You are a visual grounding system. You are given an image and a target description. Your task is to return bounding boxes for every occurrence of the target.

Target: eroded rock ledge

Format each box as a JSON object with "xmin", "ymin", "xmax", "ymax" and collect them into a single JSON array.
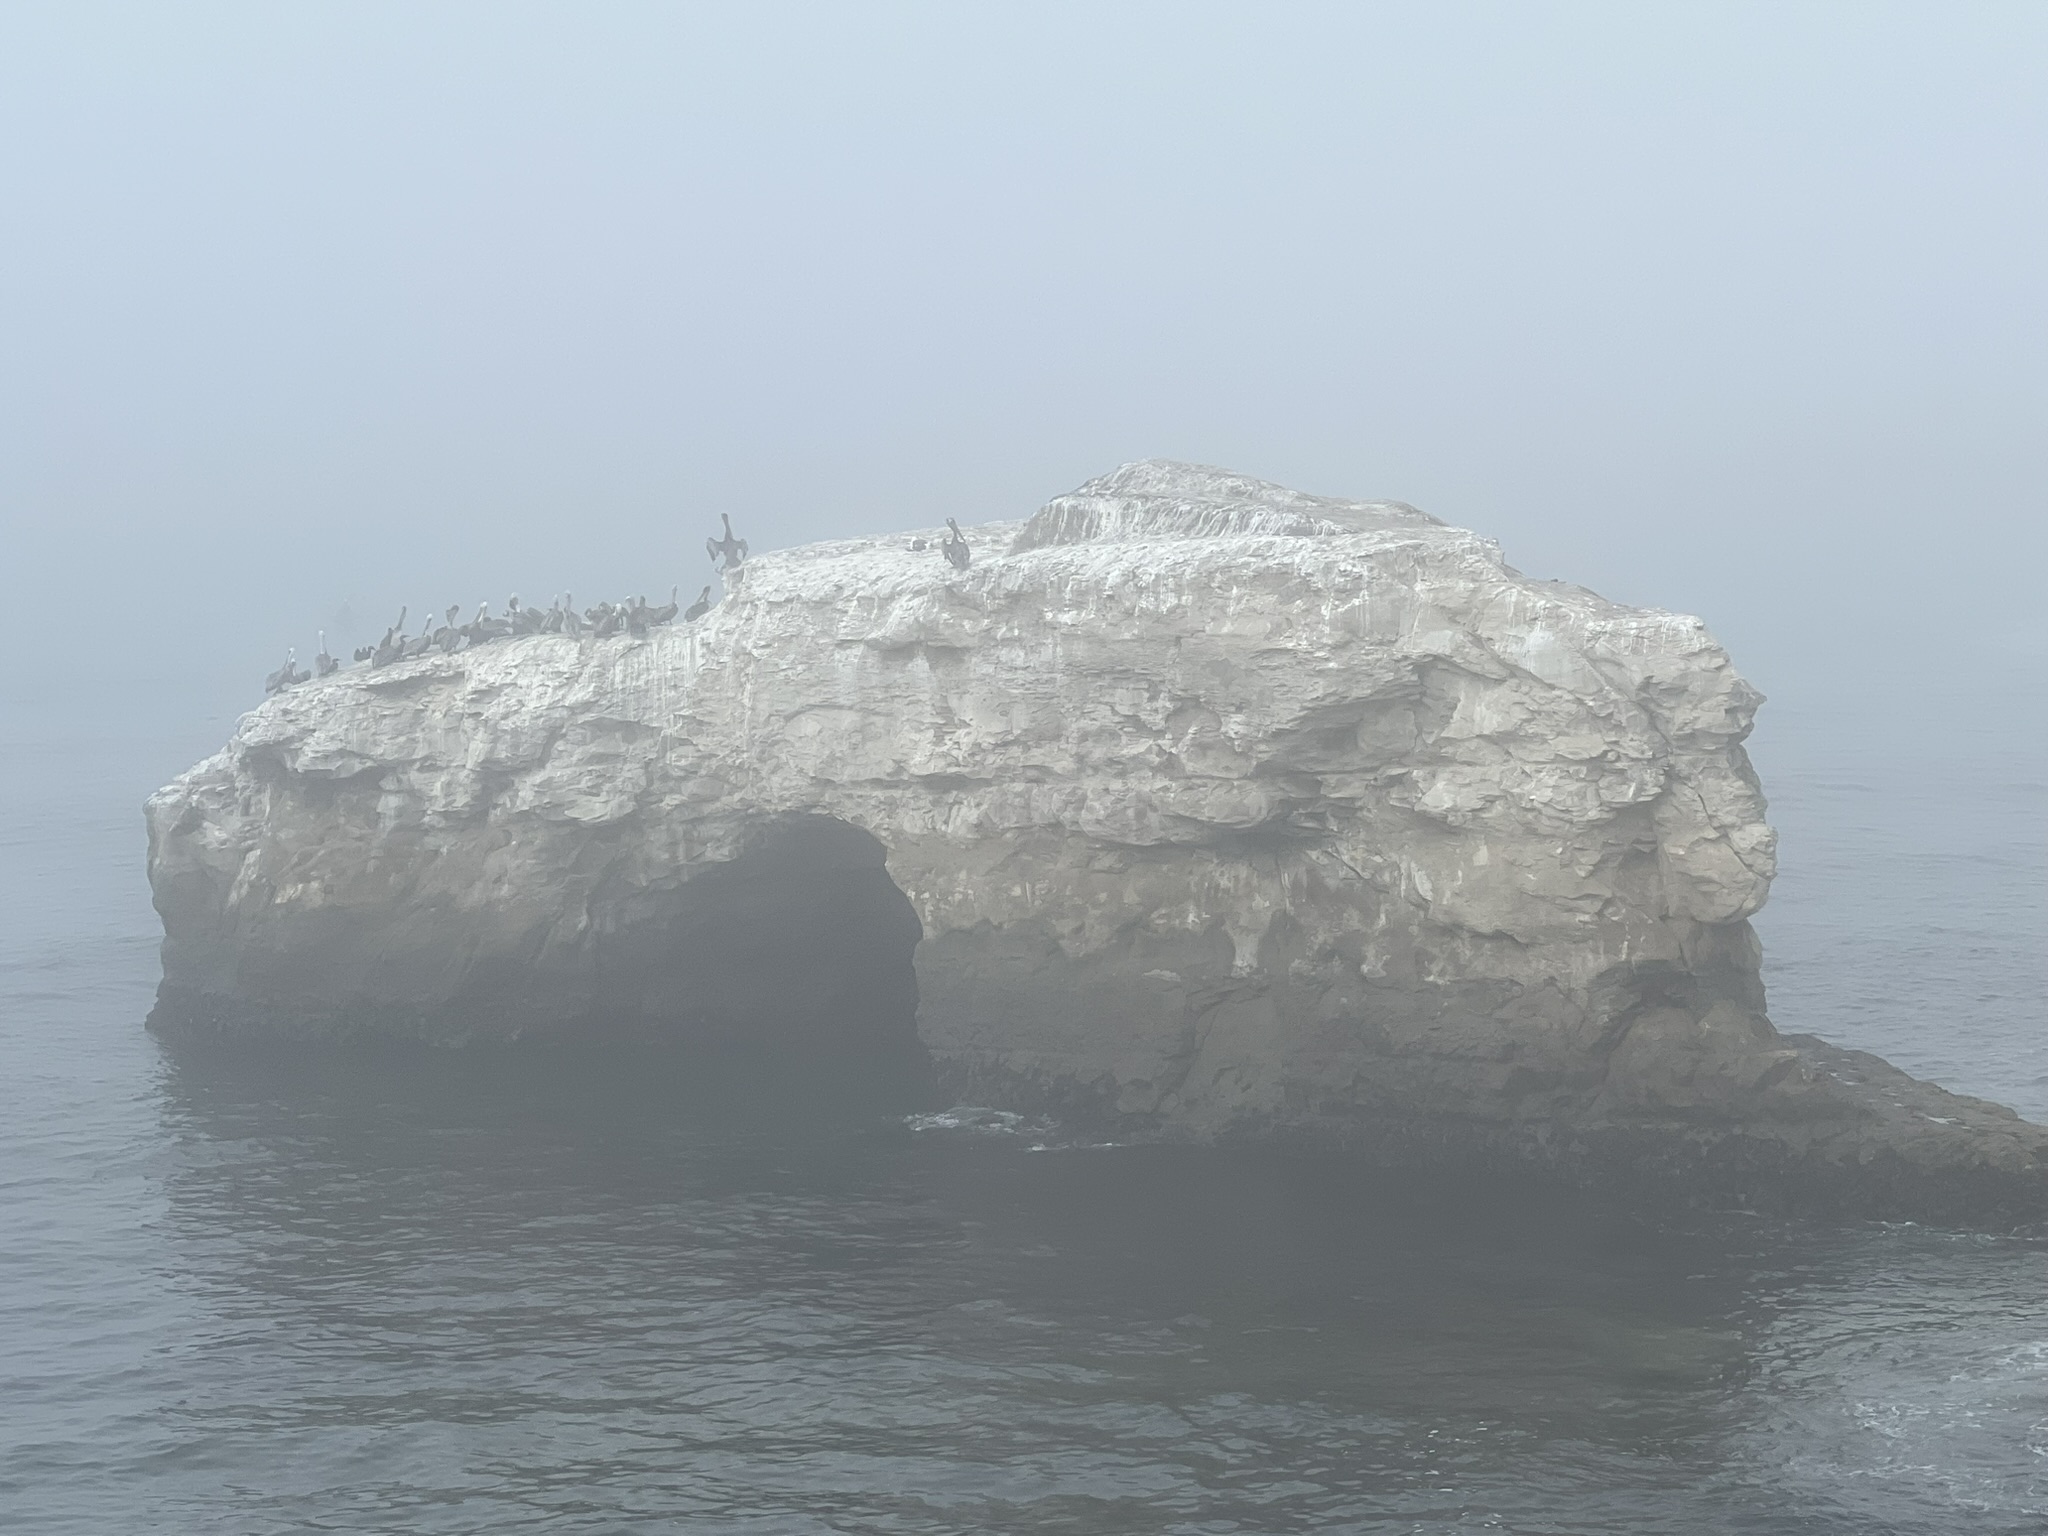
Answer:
[{"xmin": 146, "ymin": 461, "xmax": 2048, "ymax": 1218}]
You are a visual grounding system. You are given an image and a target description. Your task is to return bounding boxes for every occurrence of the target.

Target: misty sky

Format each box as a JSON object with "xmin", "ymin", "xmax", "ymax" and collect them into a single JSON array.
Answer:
[{"xmin": 4, "ymin": 2, "xmax": 2044, "ymax": 722}]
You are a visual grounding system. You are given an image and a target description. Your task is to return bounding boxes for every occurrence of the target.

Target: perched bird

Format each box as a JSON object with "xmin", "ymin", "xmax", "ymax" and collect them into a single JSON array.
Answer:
[
  {"xmin": 314, "ymin": 632, "xmax": 339, "ymax": 677},
  {"xmin": 263, "ymin": 649, "xmax": 306, "ymax": 694},
  {"xmin": 401, "ymin": 609, "xmax": 437, "ymax": 659},
  {"xmin": 463, "ymin": 603, "xmax": 511, "ymax": 645},
  {"xmin": 706, "ymin": 512, "xmax": 748, "ymax": 571},
  {"xmin": 683, "ymin": 585, "xmax": 713, "ymax": 622},
  {"xmin": 942, "ymin": 517, "xmax": 971, "ymax": 570},
  {"xmin": 648, "ymin": 585, "xmax": 679, "ymax": 625},
  {"xmin": 370, "ymin": 609, "xmax": 407, "ymax": 667}
]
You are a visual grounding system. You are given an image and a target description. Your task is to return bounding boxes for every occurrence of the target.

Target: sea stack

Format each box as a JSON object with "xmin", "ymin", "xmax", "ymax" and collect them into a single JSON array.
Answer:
[{"xmin": 145, "ymin": 461, "xmax": 2048, "ymax": 1217}]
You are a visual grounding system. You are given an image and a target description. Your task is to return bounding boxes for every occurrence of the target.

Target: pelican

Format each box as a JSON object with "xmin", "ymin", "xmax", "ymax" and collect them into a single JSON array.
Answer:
[
  {"xmin": 402, "ymin": 609, "xmax": 437, "ymax": 659},
  {"xmin": 942, "ymin": 518, "xmax": 971, "ymax": 570},
  {"xmin": 464, "ymin": 602, "xmax": 510, "ymax": 644},
  {"xmin": 264, "ymin": 648, "xmax": 305, "ymax": 694},
  {"xmin": 706, "ymin": 513, "xmax": 748, "ymax": 571},
  {"xmin": 370, "ymin": 610, "xmax": 406, "ymax": 667},
  {"xmin": 683, "ymin": 585, "xmax": 713, "ymax": 622},
  {"xmin": 314, "ymin": 632, "xmax": 339, "ymax": 677}
]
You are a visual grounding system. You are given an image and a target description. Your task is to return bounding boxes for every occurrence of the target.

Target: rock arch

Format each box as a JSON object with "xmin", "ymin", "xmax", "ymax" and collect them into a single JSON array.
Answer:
[{"xmin": 586, "ymin": 814, "xmax": 923, "ymax": 1053}]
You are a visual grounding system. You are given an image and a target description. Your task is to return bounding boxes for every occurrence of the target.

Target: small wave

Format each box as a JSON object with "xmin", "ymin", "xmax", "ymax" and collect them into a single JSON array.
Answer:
[
  {"xmin": 904, "ymin": 1104, "xmax": 1057, "ymax": 1138},
  {"xmin": 903, "ymin": 1104, "xmax": 1127, "ymax": 1152}
]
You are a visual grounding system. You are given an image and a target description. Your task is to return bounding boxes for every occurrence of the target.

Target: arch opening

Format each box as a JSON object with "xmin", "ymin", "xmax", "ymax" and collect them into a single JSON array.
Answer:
[{"xmin": 591, "ymin": 815, "xmax": 924, "ymax": 1058}]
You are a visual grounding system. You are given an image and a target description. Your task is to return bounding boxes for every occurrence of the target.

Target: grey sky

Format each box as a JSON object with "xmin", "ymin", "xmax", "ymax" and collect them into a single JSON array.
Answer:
[{"xmin": 4, "ymin": 2, "xmax": 2044, "ymax": 717}]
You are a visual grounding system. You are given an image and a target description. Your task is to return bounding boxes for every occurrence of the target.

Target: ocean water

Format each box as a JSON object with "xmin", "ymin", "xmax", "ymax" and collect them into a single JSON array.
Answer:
[
  {"xmin": 1749, "ymin": 696, "xmax": 2048, "ymax": 1125},
  {"xmin": 1, "ymin": 687, "xmax": 2043, "ymax": 1534}
]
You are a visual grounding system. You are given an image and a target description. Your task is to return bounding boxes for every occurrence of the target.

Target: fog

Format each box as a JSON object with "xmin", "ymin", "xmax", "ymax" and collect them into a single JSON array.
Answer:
[
  {"xmin": 4, "ymin": 2, "xmax": 2044, "ymax": 727},
  {"xmin": 8, "ymin": 15, "xmax": 2048, "ymax": 1525}
]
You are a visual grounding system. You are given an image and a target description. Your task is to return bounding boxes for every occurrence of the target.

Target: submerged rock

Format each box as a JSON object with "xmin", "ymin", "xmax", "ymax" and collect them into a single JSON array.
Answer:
[{"xmin": 146, "ymin": 461, "xmax": 2047, "ymax": 1217}]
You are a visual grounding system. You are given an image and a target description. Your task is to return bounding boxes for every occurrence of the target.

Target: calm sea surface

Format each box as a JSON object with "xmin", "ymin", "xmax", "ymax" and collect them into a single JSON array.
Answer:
[{"xmin": 2, "ymin": 686, "xmax": 2043, "ymax": 1534}]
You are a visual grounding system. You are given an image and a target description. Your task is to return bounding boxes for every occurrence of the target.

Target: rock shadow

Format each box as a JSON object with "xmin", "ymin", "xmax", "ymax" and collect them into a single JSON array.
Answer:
[{"xmin": 586, "ymin": 814, "xmax": 927, "ymax": 1064}]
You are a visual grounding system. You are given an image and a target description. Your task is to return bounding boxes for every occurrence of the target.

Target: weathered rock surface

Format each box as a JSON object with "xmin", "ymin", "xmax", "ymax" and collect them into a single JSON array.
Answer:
[{"xmin": 146, "ymin": 461, "xmax": 2048, "ymax": 1217}]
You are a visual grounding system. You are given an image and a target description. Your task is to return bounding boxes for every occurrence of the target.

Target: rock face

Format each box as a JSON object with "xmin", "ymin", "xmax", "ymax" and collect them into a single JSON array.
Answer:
[{"xmin": 147, "ymin": 461, "xmax": 2048, "ymax": 1216}]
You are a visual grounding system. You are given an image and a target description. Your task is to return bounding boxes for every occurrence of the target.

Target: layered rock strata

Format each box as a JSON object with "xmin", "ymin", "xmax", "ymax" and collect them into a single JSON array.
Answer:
[{"xmin": 146, "ymin": 461, "xmax": 2048, "ymax": 1216}]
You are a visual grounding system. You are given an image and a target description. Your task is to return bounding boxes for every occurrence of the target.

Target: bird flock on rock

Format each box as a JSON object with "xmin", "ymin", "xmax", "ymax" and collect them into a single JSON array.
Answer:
[
  {"xmin": 260, "ymin": 510, "xmax": 972, "ymax": 696},
  {"xmin": 262, "ymin": 590, "xmax": 707, "ymax": 695}
]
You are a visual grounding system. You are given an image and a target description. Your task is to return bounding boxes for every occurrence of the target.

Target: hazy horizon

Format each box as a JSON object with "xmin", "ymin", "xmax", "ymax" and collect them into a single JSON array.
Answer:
[{"xmin": 5, "ymin": 3, "xmax": 2045, "ymax": 727}]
